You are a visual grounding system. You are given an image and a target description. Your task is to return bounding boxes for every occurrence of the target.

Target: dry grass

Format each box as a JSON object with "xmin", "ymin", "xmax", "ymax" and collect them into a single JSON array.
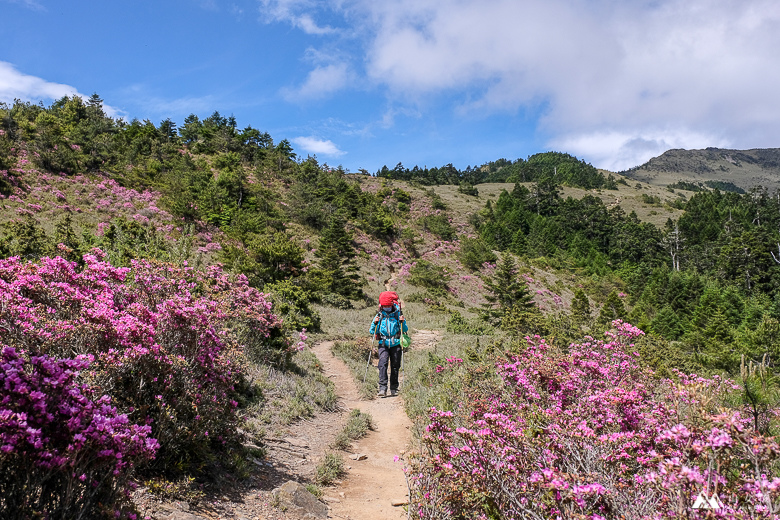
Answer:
[{"xmin": 244, "ymin": 349, "xmax": 337, "ymax": 433}]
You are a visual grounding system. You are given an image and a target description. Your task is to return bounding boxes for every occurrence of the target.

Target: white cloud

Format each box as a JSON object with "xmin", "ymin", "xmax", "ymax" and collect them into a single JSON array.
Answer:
[
  {"xmin": 282, "ymin": 62, "xmax": 351, "ymax": 101},
  {"xmin": 273, "ymin": 0, "xmax": 780, "ymax": 168},
  {"xmin": 0, "ymin": 61, "xmax": 123, "ymax": 117},
  {"xmin": 292, "ymin": 136, "xmax": 346, "ymax": 156},
  {"xmin": 551, "ymin": 129, "xmax": 730, "ymax": 173},
  {"xmin": 257, "ymin": 0, "xmax": 336, "ymax": 34}
]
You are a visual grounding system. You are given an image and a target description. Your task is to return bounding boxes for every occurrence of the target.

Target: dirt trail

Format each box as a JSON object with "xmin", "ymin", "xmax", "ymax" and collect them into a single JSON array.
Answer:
[
  {"xmin": 304, "ymin": 273, "xmax": 439, "ymax": 519},
  {"xmin": 311, "ymin": 340, "xmax": 411, "ymax": 519}
]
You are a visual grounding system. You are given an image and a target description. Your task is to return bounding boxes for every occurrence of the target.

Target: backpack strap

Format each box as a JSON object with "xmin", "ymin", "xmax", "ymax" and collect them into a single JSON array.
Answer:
[{"xmin": 375, "ymin": 304, "xmax": 402, "ymax": 345}]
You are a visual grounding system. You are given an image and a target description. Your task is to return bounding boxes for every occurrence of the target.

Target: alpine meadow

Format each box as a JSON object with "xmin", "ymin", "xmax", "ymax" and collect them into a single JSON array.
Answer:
[{"xmin": 1, "ymin": 95, "xmax": 780, "ymax": 520}]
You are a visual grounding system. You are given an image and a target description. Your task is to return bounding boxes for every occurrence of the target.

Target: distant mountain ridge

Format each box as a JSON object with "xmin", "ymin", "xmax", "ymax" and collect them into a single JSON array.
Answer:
[{"xmin": 621, "ymin": 147, "xmax": 780, "ymax": 191}]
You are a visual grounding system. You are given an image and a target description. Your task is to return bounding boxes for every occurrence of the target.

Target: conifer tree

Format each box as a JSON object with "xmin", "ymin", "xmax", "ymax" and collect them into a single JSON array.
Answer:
[
  {"xmin": 570, "ymin": 289, "xmax": 591, "ymax": 323},
  {"xmin": 53, "ymin": 213, "xmax": 84, "ymax": 262},
  {"xmin": 316, "ymin": 215, "xmax": 362, "ymax": 300},
  {"xmin": 482, "ymin": 253, "xmax": 535, "ymax": 323},
  {"xmin": 650, "ymin": 305, "xmax": 683, "ymax": 339},
  {"xmin": 597, "ymin": 290, "xmax": 627, "ymax": 325}
]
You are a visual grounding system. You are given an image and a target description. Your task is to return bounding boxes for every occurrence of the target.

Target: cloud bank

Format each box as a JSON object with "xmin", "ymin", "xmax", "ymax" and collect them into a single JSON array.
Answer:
[
  {"xmin": 263, "ymin": 0, "xmax": 780, "ymax": 170},
  {"xmin": 0, "ymin": 61, "xmax": 123, "ymax": 118}
]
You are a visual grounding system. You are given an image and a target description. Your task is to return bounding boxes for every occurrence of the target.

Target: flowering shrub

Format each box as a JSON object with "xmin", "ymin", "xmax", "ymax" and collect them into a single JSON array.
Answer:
[
  {"xmin": 0, "ymin": 347, "xmax": 156, "ymax": 519},
  {"xmin": 0, "ymin": 250, "xmax": 286, "ymax": 474},
  {"xmin": 412, "ymin": 321, "xmax": 780, "ymax": 519}
]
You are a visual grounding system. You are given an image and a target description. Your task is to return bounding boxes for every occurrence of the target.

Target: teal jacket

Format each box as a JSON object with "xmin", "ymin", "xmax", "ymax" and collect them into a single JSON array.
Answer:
[{"xmin": 369, "ymin": 304, "xmax": 408, "ymax": 348}]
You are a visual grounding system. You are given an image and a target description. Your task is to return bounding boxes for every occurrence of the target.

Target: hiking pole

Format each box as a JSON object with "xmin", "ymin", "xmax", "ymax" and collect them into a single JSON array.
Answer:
[
  {"xmin": 400, "ymin": 302, "xmax": 406, "ymax": 391},
  {"xmin": 363, "ymin": 335, "xmax": 375, "ymax": 385},
  {"xmin": 400, "ymin": 347, "xmax": 405, "ymax": 390}
]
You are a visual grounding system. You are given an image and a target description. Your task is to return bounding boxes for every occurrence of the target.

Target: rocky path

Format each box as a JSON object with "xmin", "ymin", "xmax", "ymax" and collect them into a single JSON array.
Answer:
[
  {"xmin": 136, "ymin": 303, "xmax": 436, "ymax": 519},
  {"xmin": 310, "ymin": 340, "xmax": 412, "ymax": 520}
]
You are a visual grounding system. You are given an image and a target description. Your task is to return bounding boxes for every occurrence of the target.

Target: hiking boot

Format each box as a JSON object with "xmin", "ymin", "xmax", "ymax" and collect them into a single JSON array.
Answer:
[
  {"xmin": 378, "ymin": 389, "xmax": 387, "ymax": 398},
  {"xmin": 390, "ymin": 389, "xmax": 398, "ymax": 397}
]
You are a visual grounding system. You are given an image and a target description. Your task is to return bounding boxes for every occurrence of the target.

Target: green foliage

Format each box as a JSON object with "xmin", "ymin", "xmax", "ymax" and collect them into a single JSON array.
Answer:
[
  {"xmin": 481, "ymin": 253, "xmax": 535, "ymax": 323},
  {"xmin": 458, "ymin": 237, "xmax": 497, "ymax": 271},
  {"xmin": 314, "ymin": 453, "xmax": 345, "ymax": 486},
  {"xmin": 737, "ymin": 356, "xmax": 780, "ymax": 435},
  {"xmin": 220, "ymin": 231, "xmax": 304, "ymax": 287},
  {"xmin": 704, "ymin": 180, "xmax": 746, "ymax": 194},
  {"xmin": 393, "ymin": 188, "xmax": 412, "ymax": 204},
  {"xmin": 426, "ymin": 189, "xmax": 447, "ymax": 210},
  {"xmin": 331, "ymin": 409, "xmax": 373, "ymax": 450},
  {"xmin": 319, "ymin": 292, "xmax": 354, "ymax": 309},
  {"xmin": 667, "ymin": 180, "xmax": 704, "ymax": 192},
  {"xmin": 458, "ymin": 182, "xmax": 479, "ymax": 196},
  {"xmin": 408, "ymin": 260, "xmax": 450, "ymax": 295},
  {"xmin": 503, "ymin": 152, "xmax": 610, "ymax": 189},
  {"xmin": 374, "ymin": 152, "xmax": 608, "ymax": 190},
  {"xmin": 500, "ymin": 305, "xmax": 548, "ymax": 336},
  {"xmin": 597, "ymin": 290, "xmax": 628, "ymax": 325},
  {"xmin": 570, "ymin": 289, "xmax": 591, "ymax": 324},
  {"xmin": 0, "ymin": 217, "xmax": 49, "ymax": 260},
  {"xmin": 649, "ymin": 305, "xmax": 683, "ymax": 339},
  {"xmin": 446, "ymin": 311, "xmax": 493, "ymax": 335},
  {"xmin": 421, "ymin": 214, "xmax": 456, "ymax": 240},
  {"xmin": 264, "ymin": 279, "xmax": 321, "ymax": 332},
  {"xmin": 316, "ymin": 216, "xmax": 364, "ymax": 301},
  {"xmin": 99, "ymin": 218, "xmax": 191, "ymax": 267},
  {"xmin": 640, "ymin": 193, "xmax": 661, "ymax": 205}
]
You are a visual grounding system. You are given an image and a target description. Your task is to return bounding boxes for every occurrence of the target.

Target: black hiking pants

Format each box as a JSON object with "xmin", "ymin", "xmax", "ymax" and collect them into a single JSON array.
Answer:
[{"xmin": 377, "ymin": 345, "xmax": 402, "ymax": 391}]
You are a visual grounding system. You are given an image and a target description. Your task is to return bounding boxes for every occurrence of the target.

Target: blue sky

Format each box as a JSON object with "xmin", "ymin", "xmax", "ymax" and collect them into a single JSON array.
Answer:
[{"xmin": 2, "ymin": 0, "xmax": 780, "ymax": 173}]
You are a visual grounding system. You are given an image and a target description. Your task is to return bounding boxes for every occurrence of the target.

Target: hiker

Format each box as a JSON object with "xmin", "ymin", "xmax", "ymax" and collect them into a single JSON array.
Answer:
[{"xmin": 369, "ymin": 291, "xmax": 408, "ymax": 397}]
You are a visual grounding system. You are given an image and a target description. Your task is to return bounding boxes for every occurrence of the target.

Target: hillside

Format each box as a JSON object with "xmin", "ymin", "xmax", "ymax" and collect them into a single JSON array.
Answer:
[
  {"xmin": 622, "ymin": 147, "xmax": 780, "ymax": 191},
  {"xmin": 1, "ymin": 96, "xmax": 779, "ymax": 519}
]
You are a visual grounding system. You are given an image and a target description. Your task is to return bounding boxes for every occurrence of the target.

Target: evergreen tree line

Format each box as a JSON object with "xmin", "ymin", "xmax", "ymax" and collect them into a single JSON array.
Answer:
[
  {"xmin": 376, "ymin": 151, "xmax": 618, "ymax": 190},
  {"xmin": 476, "ymin": 180, "xmax": 780, "ymax": 382}
]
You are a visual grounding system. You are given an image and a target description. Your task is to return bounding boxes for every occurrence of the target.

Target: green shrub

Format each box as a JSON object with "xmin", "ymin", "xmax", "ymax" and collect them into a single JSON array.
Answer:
[
  {"xmin": 421, "ymin": 215, "xmax": 456, "ymax": 240},
  {"xmin": 394, "ymin": 189, "xmax": 412, "ymax": 203},
  {"xmin": 408, "ymin": 260, "xmax": 450, "ymax": 291},
  {"xmin": 458, "ymin": 182, "xmax": 479, "ymax": 196},
  {"xmin": 320, "ymin": 292, "xmax": 353, "ymax": 309},
  {"xmin": 446, "ymin": 311, "xmax": 493, "ymax": 335},
  {"xmin": 265, "ymin": 279, "xmax": 321, "ymax": 331},
  {"xmin": 458, "ymin": 237, "xmax": 497, "ymax": 271},
  {"xmin": 426, "ymin": 189, "xmax": 447, "ymax": 210},
  {"xmin": 315, "ymin": 452, "xmax": 345, "ymax": 486},
  {"xmin": 331, "ymin": 409, "xmax": 373, "ymax": 450},
  {"xmin": 640, "ymin": 193, "xmax": 661, "ymax": 205}
]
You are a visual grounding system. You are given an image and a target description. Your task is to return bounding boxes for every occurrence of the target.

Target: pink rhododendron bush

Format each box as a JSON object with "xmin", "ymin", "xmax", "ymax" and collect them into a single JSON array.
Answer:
[
  {"xmin": 0, "ymin": 250, "xmax": 286, "ymax": 516},
  {"xmin": 0, "ymin": 348, "xmax": 157, "ymax": 518},
  {"xmin": 412, "ymin": 322, "xmax": 780, "ymax": 519}
]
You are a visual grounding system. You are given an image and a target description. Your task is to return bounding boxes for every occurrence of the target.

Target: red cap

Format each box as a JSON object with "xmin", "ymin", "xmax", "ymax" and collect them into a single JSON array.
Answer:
[{"xmin": 379, "ymin": 291, "xmax": 399, "ymax": 307}]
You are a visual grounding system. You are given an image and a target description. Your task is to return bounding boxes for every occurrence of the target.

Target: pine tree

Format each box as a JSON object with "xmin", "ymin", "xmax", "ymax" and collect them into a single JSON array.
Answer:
[
  {"xmin": 570, "ymin": 289, "xmax": 591, "ymax": 323},
  {"xmin": 650, "ymin": 305, "xmax": 683, "ymax": 339},
  {"xmin": 597, "ymin": 290, "xmax": 627, "ymax": 326},
  {"xmin": 316, "ymin": 215, "xmax": 362, "ymax": 300},
  {"xmin": 53, "ymin": 213, "xmax": 84, "ymax": 262},
  {"xmin": 482, "ymin": 253, "xmax": 535, "ymax": 323}
]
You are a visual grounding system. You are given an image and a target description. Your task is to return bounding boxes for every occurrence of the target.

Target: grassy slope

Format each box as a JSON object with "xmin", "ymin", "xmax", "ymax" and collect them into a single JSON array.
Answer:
[{"xmin": 3, "ymin": 152, "xmax": 680, "ymax": 457}]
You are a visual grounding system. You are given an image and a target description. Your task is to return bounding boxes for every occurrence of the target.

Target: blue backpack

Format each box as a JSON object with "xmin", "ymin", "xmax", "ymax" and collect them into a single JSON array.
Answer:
[{"xmin": 371, "ymin": 304, "xmax": 406, "ymax": 347}]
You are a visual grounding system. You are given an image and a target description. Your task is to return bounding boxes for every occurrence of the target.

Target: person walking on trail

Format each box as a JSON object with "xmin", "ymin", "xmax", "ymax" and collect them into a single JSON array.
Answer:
[{"xmin": 369, "ymin": 291, "xmax": 408, "ymax": 398}]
